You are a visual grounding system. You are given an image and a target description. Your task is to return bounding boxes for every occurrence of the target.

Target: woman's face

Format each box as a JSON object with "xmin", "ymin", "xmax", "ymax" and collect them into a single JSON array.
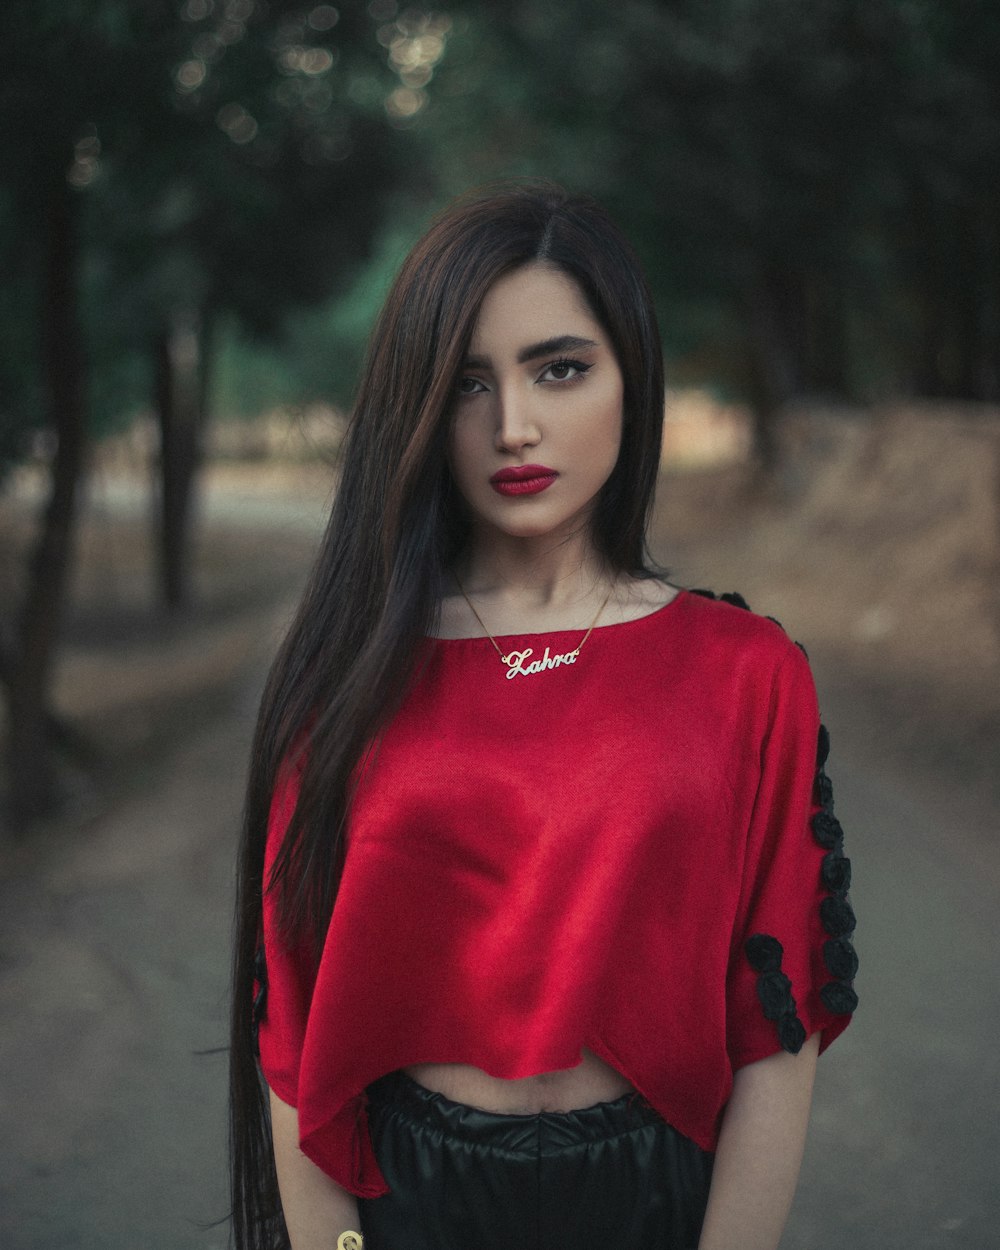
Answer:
[{"xmin": 448, "ymin": 263, "xmax": 624, "ymax": 548}]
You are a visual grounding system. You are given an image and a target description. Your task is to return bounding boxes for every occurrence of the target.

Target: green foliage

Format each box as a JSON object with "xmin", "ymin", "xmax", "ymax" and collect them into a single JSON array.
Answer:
[{"xmin": 213, "ymin": 216, "xmax": 426, "ymax": 417}]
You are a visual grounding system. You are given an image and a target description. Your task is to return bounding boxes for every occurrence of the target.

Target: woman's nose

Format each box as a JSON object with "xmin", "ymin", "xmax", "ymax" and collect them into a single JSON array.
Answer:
[{"xmin": 495, "ymin": 387, "xmax": 540, "ymax": 452}]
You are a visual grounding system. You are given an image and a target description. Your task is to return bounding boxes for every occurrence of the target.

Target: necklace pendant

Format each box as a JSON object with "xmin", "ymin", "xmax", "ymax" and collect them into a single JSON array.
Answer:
[
  {"xmin": 503, "ymin": 645, "xmax": 578, "ymax": 680},
  {"xmin": 452, "ymin": 573, "xmax": 612, "ymax": 678}
]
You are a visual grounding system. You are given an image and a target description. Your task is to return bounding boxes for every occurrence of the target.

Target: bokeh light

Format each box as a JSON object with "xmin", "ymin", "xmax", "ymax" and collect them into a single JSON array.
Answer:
[
  {"xmin": 378, "ymin": 11, "xmax": 450, "ymax": 107},
  {"xmin": 302, "ymin": 82, "xmax": 334, "ymax": 112},
  {"xmin": 181, "ymin": 0, "xmax": 214, "ymax": 21},
  {"xmin": 308, "ymin": 5, "xmax": 340, "ymax": 32},
  {"xmin": 192, "ymin": 32, "xmax": 224, "ymax": 61},
  {"xmin": 278, "ymin": 44, "xmax": 336, "ymax": 75},
  {"xmin": 216, "ymin": 102, "xmax": 259, "ymax": 143},
  {"xmin": 175, "ymin": 58, "xmax": 207, "ymax": 91},
  {"xmin": 217, "ymin": 18, "xmax": 246, "ymax": 45},
  {"xmin": 300, "ymin": 47, "xmax": 336, "ymax": 75},
  {"xmin": 385, "ymin": 86, "xmax": 425, "ymax": 120},
  {"xmin": 66, "ymin": 131, "xmax": 101, "ymax": 189}
]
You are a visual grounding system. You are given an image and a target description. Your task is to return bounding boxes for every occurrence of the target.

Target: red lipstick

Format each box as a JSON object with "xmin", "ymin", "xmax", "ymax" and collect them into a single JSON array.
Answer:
[{"xmin": 489, "ymin": 464, "xmax": 558, "ymax": 496}]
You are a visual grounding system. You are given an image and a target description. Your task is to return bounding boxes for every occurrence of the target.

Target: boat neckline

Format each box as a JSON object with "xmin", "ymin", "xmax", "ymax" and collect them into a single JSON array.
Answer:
[{"xmin": 426, "ymin": 585, "xmax": 688, "ymax": 644}]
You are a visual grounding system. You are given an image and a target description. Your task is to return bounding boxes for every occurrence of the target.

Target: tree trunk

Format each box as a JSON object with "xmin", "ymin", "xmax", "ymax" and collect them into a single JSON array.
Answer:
[
  {"xmin": 806, "ymin": 266, "xmax": 849, "ymax": 396},
  {"xmin": 154, "ymin": 311, "xmax": 211, "ymax": 612},
  {"xmin": 954, "ymin": 201, "xmax": 981, "ymax": 400},
  {"xmin": 973, "ymin": 199, "xmax": 1000, "ymax": 401},
  {"xmin": 5, "ymin": 177, "xmax": 88, "ymax": 821},
  {"xmin": 989, "ymin": 206, "xmax": 1000, "ymax": 402},
  {"xmin": 742, "ymin": 266, "xmax": 800, "ymax": 476}
]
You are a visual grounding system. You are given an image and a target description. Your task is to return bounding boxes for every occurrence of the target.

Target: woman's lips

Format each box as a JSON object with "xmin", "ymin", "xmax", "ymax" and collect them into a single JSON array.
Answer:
[{"xmin": 489, "ymin": 465, "xmax": 558, "ymax": 496}]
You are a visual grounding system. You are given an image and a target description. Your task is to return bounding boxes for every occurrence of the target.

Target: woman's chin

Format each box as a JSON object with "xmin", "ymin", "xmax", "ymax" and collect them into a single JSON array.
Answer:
[
  {"xmin": 478, "ymin": 518, "xmax": 588, "ymax": 547},
  {"xmin": 469, "ymin": 502, "xmax": 598, "ymax": 548}
]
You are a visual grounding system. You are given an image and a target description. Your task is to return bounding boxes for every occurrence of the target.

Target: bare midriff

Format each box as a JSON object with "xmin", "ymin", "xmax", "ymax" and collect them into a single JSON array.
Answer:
[{"xmin": 404, "ymin": 1048, "xmax": 634, "ymax": 1114}]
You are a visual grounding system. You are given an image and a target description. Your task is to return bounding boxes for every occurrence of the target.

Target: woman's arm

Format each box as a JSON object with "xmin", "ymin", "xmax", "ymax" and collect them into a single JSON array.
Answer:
[
  {"xmin": 698, "ymin": 1032, "xmax": 820, "ymax": 1250},
  {"xmin": 269, "ymin": 1088, "xmax": 362, "ymax": 1250}
]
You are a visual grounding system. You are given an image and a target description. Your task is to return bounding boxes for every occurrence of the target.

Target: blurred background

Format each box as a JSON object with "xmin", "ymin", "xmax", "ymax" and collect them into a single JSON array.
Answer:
[{"xmin": 0, "ymin": 2, "xmax": 998, "ymax": 1247}]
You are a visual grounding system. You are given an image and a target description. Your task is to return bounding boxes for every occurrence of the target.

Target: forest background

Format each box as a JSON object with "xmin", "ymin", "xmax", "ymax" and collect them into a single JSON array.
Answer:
[
  {"xmin": 2, "ymin": 0, "xmax": 999, "ymax": 819},
  {"xmin": 0, "ymin": 5, "xmax": 999, "ymax": 1247}
]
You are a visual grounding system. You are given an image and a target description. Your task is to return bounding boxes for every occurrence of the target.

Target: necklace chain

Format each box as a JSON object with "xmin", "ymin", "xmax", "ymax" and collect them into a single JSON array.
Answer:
[{"xmin": 452, "ymin": 574, "xmax": 614, "ymax": 668}]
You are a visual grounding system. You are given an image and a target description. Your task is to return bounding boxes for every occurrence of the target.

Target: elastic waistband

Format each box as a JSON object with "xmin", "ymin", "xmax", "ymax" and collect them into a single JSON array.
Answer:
[{"xmin": 366, "ymin": 1070, "xmax": 664, "ymax": 1151}]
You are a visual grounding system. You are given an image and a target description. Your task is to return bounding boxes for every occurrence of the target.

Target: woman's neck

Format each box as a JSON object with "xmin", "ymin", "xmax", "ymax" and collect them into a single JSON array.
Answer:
[
  {"xmin": 440, "ymin": 520, "xmax": 632, "ymax": 645},
  {"xmin": 452, "ymin": 525, "xmax": 610, "ymax": 612},
  {"xmin": 436, "ymin": 532, "xmax": 675, "ymax": 641}
]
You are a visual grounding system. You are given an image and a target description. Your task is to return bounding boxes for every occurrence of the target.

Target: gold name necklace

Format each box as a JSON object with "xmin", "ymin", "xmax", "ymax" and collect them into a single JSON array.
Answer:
[{"xmin": 453, "ymin": 575, "xmax": 614, "ymax": 680}]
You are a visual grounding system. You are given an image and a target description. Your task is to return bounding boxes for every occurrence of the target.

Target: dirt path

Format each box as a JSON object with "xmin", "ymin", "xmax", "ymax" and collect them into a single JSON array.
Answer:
[
  {"xmin": 791, "ymin": 741, "xmax": 999, "ymax": 1249},
  {"xmin": 0, "ymin": 596, "xmax": 297, "ymax": 1250},
  {"xmin": 1, "ymin": 462, "xmax": 997, "ymax": 1248}
]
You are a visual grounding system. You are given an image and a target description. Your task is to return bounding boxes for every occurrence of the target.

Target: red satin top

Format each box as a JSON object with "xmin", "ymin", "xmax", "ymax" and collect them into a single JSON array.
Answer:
[{"xmin": 257, "ymin": 589, "xmax": 857, "ymax": 1197}]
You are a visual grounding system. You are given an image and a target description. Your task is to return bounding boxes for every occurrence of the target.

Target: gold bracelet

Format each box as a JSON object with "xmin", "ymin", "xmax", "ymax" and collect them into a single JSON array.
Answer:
[{"xmin": 336, "ymin": 1233, "xmax": 363, "ymax": 1250}]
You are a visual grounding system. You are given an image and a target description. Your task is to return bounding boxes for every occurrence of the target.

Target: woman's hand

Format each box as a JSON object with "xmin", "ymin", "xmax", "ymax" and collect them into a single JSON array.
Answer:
[
  {"xmin": 697, "ymin": 1032, "xmax": 820, "ymax": 1250},
  {"xmin": 270, "ymin": 1088, "xmax": 363, "ymax": 1250}
]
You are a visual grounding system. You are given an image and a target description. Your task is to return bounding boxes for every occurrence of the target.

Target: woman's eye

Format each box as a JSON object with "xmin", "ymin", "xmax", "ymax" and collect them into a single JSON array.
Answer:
[
  {"xmin": 457, "ymin": 376, "xmax": 486, "ymax": 395},
  {"xmin": 540, "ymin": 359, "xmax": 591, "ymax": 383}
]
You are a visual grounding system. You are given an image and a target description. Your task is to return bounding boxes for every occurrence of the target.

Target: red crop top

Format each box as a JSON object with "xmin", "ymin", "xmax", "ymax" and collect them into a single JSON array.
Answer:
[{"xmin": 256, "ymin": 588, "xmax": 858, "ymax": 1197}]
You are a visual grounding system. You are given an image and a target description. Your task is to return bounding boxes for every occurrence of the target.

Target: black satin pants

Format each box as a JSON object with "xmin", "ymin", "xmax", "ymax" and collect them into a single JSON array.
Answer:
[{"xmin": 358, "ymin": 1071, "xmax": 714, "ymax": 1250}]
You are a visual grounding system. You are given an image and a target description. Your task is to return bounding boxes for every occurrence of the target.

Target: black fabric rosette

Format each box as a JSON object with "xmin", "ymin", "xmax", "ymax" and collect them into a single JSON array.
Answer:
[{"xmin": 744, "ymin": 933, "xmax": 806, "ymax": 1054}]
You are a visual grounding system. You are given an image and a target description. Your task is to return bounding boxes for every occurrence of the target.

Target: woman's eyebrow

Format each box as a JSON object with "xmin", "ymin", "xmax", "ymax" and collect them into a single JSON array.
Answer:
[
  {"xmin": 517, "ymin": 334, "xmax": 599, "ymax": 364},
  {"xmin": 463, "ymin": 334, "xmax": 600, "ymax": 370}
]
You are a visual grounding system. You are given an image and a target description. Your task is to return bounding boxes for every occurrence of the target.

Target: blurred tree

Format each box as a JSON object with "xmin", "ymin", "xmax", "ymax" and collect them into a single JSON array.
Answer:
[
  {"xmin": 0, "ymin": 1, "xmax": 133, "ymax": 818},
  {"xmin": 887, "ymin": 0, "xmax": 1000, "ymax": 399},
  {"xmin": 0, "ymin": 0, "xmax": 435, "ymax": 817},
  {"xmin": 90, "ymin": 0, "xmax": 408, "ymax": 608}
]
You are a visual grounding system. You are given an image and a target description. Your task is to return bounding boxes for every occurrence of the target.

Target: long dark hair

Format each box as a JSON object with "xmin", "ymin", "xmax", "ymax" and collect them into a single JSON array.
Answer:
[{"xmin": 229, "ymin": 181, "xmax": 665, "ymax": 1247}]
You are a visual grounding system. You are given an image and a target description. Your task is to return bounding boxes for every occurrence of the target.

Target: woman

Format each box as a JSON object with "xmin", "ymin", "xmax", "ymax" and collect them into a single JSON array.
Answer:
[{"xmin": 230, "ymin": 183, "xmax": 858, "ymax": 1250}]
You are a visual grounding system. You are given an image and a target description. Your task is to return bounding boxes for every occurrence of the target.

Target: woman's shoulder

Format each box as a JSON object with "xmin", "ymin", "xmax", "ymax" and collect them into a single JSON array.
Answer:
[{"xmin": 673, "ymin": 586, "xmax": 811, "ymax": 673}]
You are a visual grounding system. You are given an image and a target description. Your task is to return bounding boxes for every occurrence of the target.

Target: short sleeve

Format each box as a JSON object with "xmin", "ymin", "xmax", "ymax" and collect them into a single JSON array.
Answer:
[
  {"xmin": 726, "ymin": 644, "xmax": 858, "ymax": 1071},
  {"xmin": 255, "ymin": 754, "xmax": 316, "ymax": 1107}
]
